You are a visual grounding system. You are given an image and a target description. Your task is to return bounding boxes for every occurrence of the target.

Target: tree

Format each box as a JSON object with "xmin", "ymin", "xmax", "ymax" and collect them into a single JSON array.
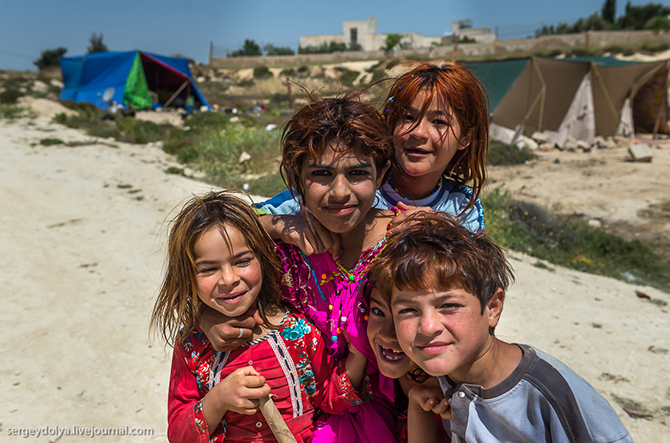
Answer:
[
  {"xmin": 382, "ymin": 34, "xmax": 404, "ymax": 51},
  {"xmin": 602, "ymin": 0, "xmax": 616, "ymax": 23},
  {"xmin": 263, "ymin": 44, "xmax": 295, "ymax": 56},
  {"xmin": 34, "ymin": 47, "xmax": 67, "ymax": 69},
  {"xmin": 230, "ymin": 39, "xmax": 262, "ymax": 57},
  {"xmin": 619, "ymin": 2, "xmax": 670, "ymax": 29},
  {"xmin": 87, "ymin": 32, "xmax": 108, "ymax": 54}
]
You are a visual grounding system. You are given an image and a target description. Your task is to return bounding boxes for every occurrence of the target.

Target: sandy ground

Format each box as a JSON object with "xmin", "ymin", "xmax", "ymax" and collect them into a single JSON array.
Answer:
[{"xmin": 1, "ymin": 102, "xmax": 669, "ymax": 442}]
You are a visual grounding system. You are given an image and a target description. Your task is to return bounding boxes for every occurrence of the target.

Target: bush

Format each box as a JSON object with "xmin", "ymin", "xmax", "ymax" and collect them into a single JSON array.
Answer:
[
  {"xmin": 0, "ymin": 104, "xmax": 30, "ymax": 119},
  {"xmin": 482, "ymin": 186, "xmax": 670, "ymax": 292},
  {"xmin": 34, "ymin": 47, "xmax": 67, "ymax": 70},
  {"xmin": 488, "ymin": 140, "xmax": 536, "ymax": 166},
  {"xmin": 253, "ymin": 66, "xmax": 273, "ymax": 79},
  {"xmin": 0, "ymin": 89, "xmax": 24, "ymax": 104},
  {"xmin": 279, "ymin": 68, "xmax": 295, "ymax": 77},
  {"xmin": 339, "ymin": 70, "xmax": 360, "ymax": 87},
  {"xmin": 40, "ymin": 138, "xmax": 64, "ymax": 146}
]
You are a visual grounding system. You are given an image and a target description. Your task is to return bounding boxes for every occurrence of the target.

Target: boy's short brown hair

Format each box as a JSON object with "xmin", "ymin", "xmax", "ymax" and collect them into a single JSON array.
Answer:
[{"xmin": 368, "ymin": 212, "xmax": 514, "ymax": 313}]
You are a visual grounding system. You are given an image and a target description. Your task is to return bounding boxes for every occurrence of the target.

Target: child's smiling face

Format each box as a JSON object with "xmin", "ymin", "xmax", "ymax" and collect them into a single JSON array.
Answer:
[
  {"xmin": 392, "ymin": 286, "xmax": 502, "ymax": 383},
  {"xmin": 366, "ymin": 288, "xmax": 417, "ymax": 379},
  {"xmin": 193, "ymin": 225, "xmax": 263, "ymax": 318},
  {"xmin": 300, "ymin": 142, "xmax": 386, "ymax": 234}
]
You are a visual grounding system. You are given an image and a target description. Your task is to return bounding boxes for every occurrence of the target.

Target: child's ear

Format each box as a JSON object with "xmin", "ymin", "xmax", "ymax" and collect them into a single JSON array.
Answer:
[
  {"xmin": 485, "ymin": 288, "xmax": 505, "ymax": 330},
  {"xmin": 458, "ymin": 129, "xmax": 473, "ymax": 150}
]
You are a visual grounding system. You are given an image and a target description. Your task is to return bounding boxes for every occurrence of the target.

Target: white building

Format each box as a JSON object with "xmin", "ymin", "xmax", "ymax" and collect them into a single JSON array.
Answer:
[
  {"xmin": 449, "ymin": 19, "xmax": 497, "ymax": 44},
  {"xmin": 300, "ymin": 17, "xmax": 442, "ymax": 52}
]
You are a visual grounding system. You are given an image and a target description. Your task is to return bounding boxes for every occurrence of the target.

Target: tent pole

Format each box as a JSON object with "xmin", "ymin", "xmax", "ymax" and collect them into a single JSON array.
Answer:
[
  {"xmin": 652, "ymin": 61, "xmax": 670, "ymax": 139},
  {"xmin": 164, "ymin": 80, "xmax": 190, "ymax": 108},
  {"xmin": 591, "ymin": 62, "xmax": 619, "ymax": 122},
  {"xmin": 511, "ymin": 57, "xmax": 546, "ymax": 142},
  {"xmin": 533, "ymin": 56, "xmax": 547, "ymax": 132}
]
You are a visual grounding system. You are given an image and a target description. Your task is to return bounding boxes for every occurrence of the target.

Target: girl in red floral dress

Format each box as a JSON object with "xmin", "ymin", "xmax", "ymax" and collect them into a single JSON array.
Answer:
[{"xmin": 151, "ymin": 192, "xmax": 370, "ymax": 443}]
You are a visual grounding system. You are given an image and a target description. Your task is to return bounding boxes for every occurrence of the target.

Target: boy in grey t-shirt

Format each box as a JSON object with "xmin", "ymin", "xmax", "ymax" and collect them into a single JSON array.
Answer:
[{"xmin": 367, "ymin": 212, "xmax": 633, "ymax": 443}]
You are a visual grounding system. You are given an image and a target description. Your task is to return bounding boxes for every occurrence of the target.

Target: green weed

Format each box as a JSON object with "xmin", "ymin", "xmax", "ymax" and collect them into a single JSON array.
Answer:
[{"xmin": 482, "ymin": 186, "xmax": 670, "ymax": 293}]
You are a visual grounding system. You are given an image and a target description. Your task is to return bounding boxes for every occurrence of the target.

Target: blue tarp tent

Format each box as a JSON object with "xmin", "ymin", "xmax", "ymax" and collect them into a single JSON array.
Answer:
[{"xmin": 59, "ymin": 51, "xmax": 210, "ymax": 110}]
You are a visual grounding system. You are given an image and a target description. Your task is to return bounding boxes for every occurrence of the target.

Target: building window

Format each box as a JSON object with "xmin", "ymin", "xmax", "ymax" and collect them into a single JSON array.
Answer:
[{"xmin": 350, "ymin": 28, "xmax": 358, "ymax": 43}]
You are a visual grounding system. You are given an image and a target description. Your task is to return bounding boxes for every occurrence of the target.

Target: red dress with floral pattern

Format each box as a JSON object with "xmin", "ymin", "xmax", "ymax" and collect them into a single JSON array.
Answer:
[{"xmin": 168, "ymin": 311, "xmax": 370, "ymax": 443}]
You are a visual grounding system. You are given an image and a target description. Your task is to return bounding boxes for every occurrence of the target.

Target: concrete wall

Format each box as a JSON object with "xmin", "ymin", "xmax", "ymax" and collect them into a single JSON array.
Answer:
[{"xmin": 210, "ymin": 30, "xmax": 670, "ymax": 69}]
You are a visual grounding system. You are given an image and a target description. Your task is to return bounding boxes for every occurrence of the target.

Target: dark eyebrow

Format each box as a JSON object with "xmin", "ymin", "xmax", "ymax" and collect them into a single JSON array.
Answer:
[
  {"xmin": 306, "ymin": 161, "xmax": 373, "ymax": 169},
  {"xmin": 195, "ymin": 250, "xmax": 253, "ymax": 265}
]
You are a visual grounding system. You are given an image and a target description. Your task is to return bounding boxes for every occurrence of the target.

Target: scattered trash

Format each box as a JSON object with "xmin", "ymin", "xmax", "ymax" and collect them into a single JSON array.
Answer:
[
  {"xmin": 243, "ymin": 183, "xmax": 250, "ymax": 192},
  {"xmin": 587, "ymin": 219, "xmax": 602, "ymax": 228},
  {"xmin": 265, "ymin": 124, "xmax": 277, "ymax": 131},
  {"xmin": 553, "ymin": 158, "xmax": 561, "ymax": 164},
  {"xmin": 621, "ymin": 271, "xmax": 637, "ymax": 283}
]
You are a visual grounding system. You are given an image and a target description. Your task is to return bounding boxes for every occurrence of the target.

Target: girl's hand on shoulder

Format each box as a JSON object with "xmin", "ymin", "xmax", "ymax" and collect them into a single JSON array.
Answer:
[
  {"xmin": 199, "ymin": 305, "xmax": 263, "ymax": 352},
  {"xmin": 387, "ymin": 202, "xmax": 435, "ymax": 236},
  {"xmin": 261, "ymin": 214, "xmax": 341, "ymax": 260},
  {"xmin": 216, "ymin": 366, "xmax": 272, "ymax": 415},
  {"xmin": 344, "ymin": 332, "xmax": 368, "ymax": 390},
  {"xmin": 408, "ymin": 385, "xmax": 452, "ymax": 420}
]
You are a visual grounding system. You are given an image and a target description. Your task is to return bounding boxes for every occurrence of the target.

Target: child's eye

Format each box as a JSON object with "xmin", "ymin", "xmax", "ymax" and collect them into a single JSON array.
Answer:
[
  {"xmin": 370, "ymin": 307, "xmax": 385, "ymax": 317},
  {"xmin": 432, "ymin": 118, "xmax": 449, "ymax": 126},
  {"xmin": 404, "ymin": 114, "xmax": 415, "ymax": 122},
  {"xmin": 349, "ymin": 169, "xmax": 370, "ymax": 177},
  {"xmin": 197, "ymin": 267, "xmax": 216, "ymax": 275},
  {"xmin": 440, "ymin": 303, "xmax": 460, "ymax": 310},
  {"xmin": 311, "ymin": 170, "xmax": 331, "ymax": 177},
  {"xmin": 397, "ymin": 307, "xmax": 418, "ymax": 315}
]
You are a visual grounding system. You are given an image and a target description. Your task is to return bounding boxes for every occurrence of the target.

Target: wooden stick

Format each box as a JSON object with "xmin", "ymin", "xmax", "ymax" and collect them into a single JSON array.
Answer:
[
  {"xmin": 164, "ymin": 80, "xmax": 190, "ymax": 108},
  {"xmin": 258, "ymin": 395, "xmax": 297, "ymax": 443}
]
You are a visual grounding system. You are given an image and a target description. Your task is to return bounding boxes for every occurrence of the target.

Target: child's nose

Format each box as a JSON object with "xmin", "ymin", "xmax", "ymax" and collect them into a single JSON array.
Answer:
[
  {"xmin": 419, "ymin": 310, "xmax": 442, "ymax": 335},
  {"xmin": 330, "ymin": 174, "xmax": 350, "ymax": 200},
  {"xmin": 218, "ymin": 266, "xmax": 240, "ymax": 286}
]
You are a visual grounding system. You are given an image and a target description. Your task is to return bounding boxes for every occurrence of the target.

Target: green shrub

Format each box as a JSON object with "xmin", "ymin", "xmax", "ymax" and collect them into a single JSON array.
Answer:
[
  {"xmin": 0, "ymin": 89, "xmax": 24, "ymax": 104},
  {"xmin": 482, "ymin": 186, "xmax": 670, "ymax": 292},
  {"xmin": 488, "ymin": 140, "xmax": 536, "ymax": 166},
  {"xmin": 279, "ymin": 68, "xmax": 295, "ymax": 77},
  {"xmin": 0, "ymin": 104, "xmax": 29, "ymax": 119},
  {"xmin": 253, "ymin": 66, "xmax": 273, "ymax": 79},
  {"xmin": 339, "ymin": 70, "xmax": 360, "ymax": 87},
  {"xmin": 40, "ymin": 138, "xmax": 64, "ymax": 146}
]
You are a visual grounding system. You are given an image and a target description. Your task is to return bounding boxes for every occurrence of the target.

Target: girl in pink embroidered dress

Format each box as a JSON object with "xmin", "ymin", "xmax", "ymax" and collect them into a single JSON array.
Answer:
[
  {"xmin": 201, "ymin": 96, "xmax": 398, "ymax": 442},
  {"xmin": 151, "ymin": 192, "xmax": 369, "ymax": 443}
]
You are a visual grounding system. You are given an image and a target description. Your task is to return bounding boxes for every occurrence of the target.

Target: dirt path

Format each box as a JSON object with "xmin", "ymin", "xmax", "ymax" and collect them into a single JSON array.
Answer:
[{"xmin": 1, "ymin": 112, "xmax": 668, "ymax": 442}]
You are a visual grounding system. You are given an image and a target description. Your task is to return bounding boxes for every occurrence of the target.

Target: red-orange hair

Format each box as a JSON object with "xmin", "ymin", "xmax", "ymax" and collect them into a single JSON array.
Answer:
[{"xmin": 383, "ymin": 62, "xmax": 489, "ymax": 211}]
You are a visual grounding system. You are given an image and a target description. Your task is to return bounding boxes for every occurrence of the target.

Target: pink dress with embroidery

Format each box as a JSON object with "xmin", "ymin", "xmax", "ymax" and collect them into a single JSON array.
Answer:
[
  {"xmin": 276, "ymin": 242, "xmax": 397, "ymax": 443},
  {"xmin": 168, "ymin": 311, "xmax": 370, "ymax": 443}
]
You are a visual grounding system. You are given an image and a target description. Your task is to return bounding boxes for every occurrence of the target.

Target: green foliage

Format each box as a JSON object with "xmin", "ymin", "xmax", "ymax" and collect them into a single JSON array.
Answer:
[
  {"xmin": 279, "ymin": 68, "xmax": 295, "ymax": 77},
  {"xmin": 383, "ymin": 34, "xmax": 404, "ymax": 51},
  {"xmin": 488, "ymin": 140, "xmax": 537, "ymax": 166},
  {"xmin": 455, "ymin": 35, "xmax": 477, "ymax": 43},
  {"xmin": 619, "ymin": 2, "xmax": 670, "ymax": 29},
  {"xmin": 338, "ymin": 70, "xmax": 360, "ymax": 87},
  {"xmin": 645, "ymin": 15, "xmax": 670, "ymax": 30},
  {"xmin": 0, "ymin": 104, "xmax": 31, "ymax": 119},
  {"xmin": 87, "ymin": 32, "xmax": 108, "ymax": 54},
  {"xmin": 348, "ymin": 42, "xmax": 363, "ymax": 51},
  {"xmin": 245, "ymin": 172, "xmax": 287, "ymax": 197},
  {"xmin": 190, "ymin": 124, "xmax": 282, "ymax": 188},
  {"xmin": 39, "ymin": 138, "xmax": 64, "ymax": 146},
  {"xmin": 602, "ymin": 0, "xmax": 617, "ymax": 23},
  {"xmin": 298, "ymin": 41, "xmax": 350, "ymax": 54},
  {"xmin": 230, "ymin": 39, "xmax": 262, "ymax": 57},
  {"xmin": 0, "ymin": 88, "xmax": 24, "ymax": 104},
  {"xmin": 263, "ymin": 44, "xmax": 295, "ymax": 56},
  {"xmin": 253, "ymin": 66, "xmax": 273, "ymax": 79},
  {"xmin": 34, "ymin": 47, "xmax": 67, "ymax": 69},
  {"xmin": 482, "ymin": 186, "xmax": 670, "ymax": 293}
]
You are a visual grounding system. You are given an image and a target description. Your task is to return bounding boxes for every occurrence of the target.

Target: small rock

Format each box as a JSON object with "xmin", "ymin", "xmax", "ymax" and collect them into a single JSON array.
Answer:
[
  {"xmin": 553, "ymin": 158, "xmax": 561, "ymax": 164},
  {"xmin": 629, "ymin": 143, "xmax": 653, "ymax": 162},
  {"xmin": 587, "ymin": 219, "xmax": 602, "ymax": 228},
  {"xmin": 239, "ymin": 151, "xmax": 251, "ymax": 164}
]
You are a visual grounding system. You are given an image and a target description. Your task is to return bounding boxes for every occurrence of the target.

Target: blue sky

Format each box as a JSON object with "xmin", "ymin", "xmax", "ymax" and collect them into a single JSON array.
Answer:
[{"xmin": 0, "ymin": 0, "xmax": 660, "ymax": 71}]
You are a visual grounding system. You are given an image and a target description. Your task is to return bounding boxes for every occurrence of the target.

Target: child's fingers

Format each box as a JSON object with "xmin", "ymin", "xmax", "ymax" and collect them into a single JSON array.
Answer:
[{"xmin": 431, "ymin": 398, "xmax": 450, "ymax": 415}]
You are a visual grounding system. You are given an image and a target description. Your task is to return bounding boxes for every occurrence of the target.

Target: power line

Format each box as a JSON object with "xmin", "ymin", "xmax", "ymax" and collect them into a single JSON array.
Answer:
[{"xmin": 0, "ymin": 49, "xmax": 36, "ymax": 60}]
